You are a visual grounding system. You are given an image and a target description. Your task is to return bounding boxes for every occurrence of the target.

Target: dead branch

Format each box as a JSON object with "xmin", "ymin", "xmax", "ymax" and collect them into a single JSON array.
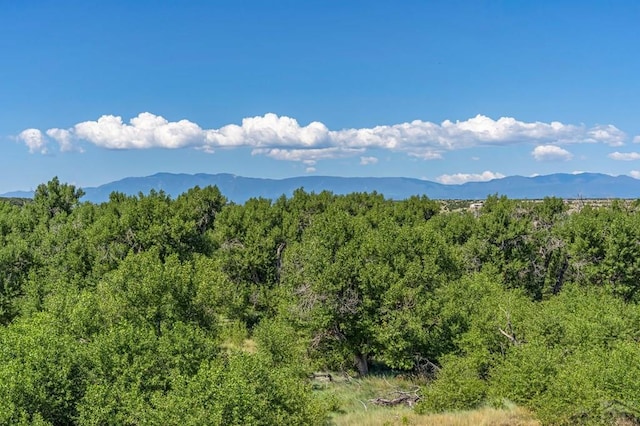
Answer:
[
  {"xmin": 414, "ymin": 355, "xmax": 441, "ymax": 376},
  {"xmin": 368, "ymin": 394, "xmax": 420, "ymax": 407},
  {"xmin": 499, "ymin": 307, "xmax": 522, "ymax": 345},
  {"xmin": 275, "ymin": 242, "xmax": 286, "ymax": 279},
  {"xmin": 310, "ymin": 372, "xmax": 333, "ymax": 382},
  {"xmin": 357, "ymin": 399, "xmax": 368, "ymax": 411},
  {"xmin": 498, "ymin": 327, "xmax": 520, "ymax": 345},
  {"xmin": 369, "ymin": 387, "xmax": 421, "ymax": 407}
]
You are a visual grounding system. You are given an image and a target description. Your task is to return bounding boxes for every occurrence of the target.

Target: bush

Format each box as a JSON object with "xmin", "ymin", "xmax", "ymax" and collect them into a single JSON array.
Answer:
[
  {"xmin": 0, "ymin": 313, "xmax": 87, "ymax": 425},
  {"xmin": 531, "ymin": 343, "xmax": 640, "ymax": 425},
  {"xmin": 488, "ymin": 342, "xmax": 561, "ymax": 407},
  {"xmin": 489, "ymin": 287, "xmax": 640, "ymax": 425},
  {"xmin": 151, "ymin": 352, "xmax": 329, "ymax": 425},
  {"xmin": 252, "ymin": 317, "xmax": 306, "ymax": 369},
  {"xmin": 416, "ymin": 355, "xmax": 487, "ymax": 413}
]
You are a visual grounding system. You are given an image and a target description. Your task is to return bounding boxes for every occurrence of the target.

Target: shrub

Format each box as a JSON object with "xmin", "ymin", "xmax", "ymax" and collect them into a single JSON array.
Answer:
[{"xmin": 416, "ymin": 355, "xmax": 487, "ymax": 413}]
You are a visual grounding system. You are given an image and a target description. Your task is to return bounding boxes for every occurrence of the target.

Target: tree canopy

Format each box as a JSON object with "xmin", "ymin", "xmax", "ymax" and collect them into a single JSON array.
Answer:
[{"xmin": 2, "ymin": 179, "xmax": 640, "ymax": 424}]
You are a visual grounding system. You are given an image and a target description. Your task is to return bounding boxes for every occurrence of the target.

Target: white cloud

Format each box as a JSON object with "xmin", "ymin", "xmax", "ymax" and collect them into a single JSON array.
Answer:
[
  {"xmin": 586, "ymin": 125, "xmax": 625, "ymax": 146},
  {"xmin": 329, "ymin": 115, "xmax": 620, "ymax": 151},
  {"xmin": 634, "ymin": 136, "xmax": 640, "ymax": 144},
  {"xmin": 17, "ymin": 112, "xmax": 629, "ymax": 164},
  {"xmin": 360, "ymin": 156, "xmax": 378, "ymax": 165},
  {"xmin": 251, "ymin": 147, "xmax": 363, "ymax": 162},
  {"xmin": 407, "ymin": 150, "xmax": 443, "ymax": 160},
  {"xmin": 74, "ymin": 113, "xmax": 205, "ymax": 149},
  {"xmin": 204, "ymin": 114, "xmax": 330, "ymax": 149},
  {"xmin": 46, "ymin": 128, "xmax": 76, "ymax": 152},
  {"xmin": 608, "ymin": 151, "xmax": 640, "ymax": 161},
  {"xmin": 436, "ymin": 170, "xmax": 505, "ymax": 185},
  {"xmin": 305, "ymin": 167, "xmax": 316, "ymax": 173},
  {"xmin": 630, "ymin": 171, "xmax": 640, "ymax": 179},
  {"xmin": 17, "ymin": 129, "xmax": 48, "ymax": 154},
  {"xmin": 531, "ymin": 145, "xmax": 573, "ymax": 161}
]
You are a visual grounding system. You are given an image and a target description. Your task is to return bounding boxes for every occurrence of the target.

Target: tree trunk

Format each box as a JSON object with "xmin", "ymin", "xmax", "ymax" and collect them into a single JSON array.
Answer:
[
  {"xmin": 552, "ymin": 256, "xmax": 569, "ymax": 295},
  {"xmin": 354, "ymin": 352, "xmax": 369, "ymax": 376}
]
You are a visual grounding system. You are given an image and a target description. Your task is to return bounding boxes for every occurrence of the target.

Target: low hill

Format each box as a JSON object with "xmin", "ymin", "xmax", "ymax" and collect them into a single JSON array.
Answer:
[{"xmin": 3, "ymin": 172, "xmax": 639, "ymax": 203}]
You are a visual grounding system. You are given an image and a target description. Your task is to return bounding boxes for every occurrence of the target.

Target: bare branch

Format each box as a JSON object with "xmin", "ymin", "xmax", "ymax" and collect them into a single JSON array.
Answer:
[{"xmin": 499, "ymin": 327, "xmax": 520, "ymax": 345}]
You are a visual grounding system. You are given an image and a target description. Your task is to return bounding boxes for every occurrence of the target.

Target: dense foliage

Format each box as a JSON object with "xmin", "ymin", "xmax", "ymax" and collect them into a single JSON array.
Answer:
[{"xmin": 1, "ymin": 179, "xmax": 640, "ymax": 424}]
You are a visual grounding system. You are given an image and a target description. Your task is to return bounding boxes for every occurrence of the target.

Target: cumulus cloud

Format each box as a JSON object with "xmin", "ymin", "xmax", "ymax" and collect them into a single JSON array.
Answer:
[
  {"xmin": 634, "ymin": 136, "xmax": 640, "ymax": 144},
  {"xmin": 17, "ymin": 112, "xmax": 629, "ymax": 164},
  {"xmin": 586, "ymin": 125, "xmax": 626, "ymax": 146},
  {"xmin": 436, "ymin": 170, "xmax": 505, "ymax": 185},
  {"xmin": 531, "ymin": 145, "xmax": 573, "ymax": 161},
  {"xmin": 630, "ymin": 171, "xmax": 640, "ymax": 179},
  {"xmin": 408, "ymin": 150, "xmax": 443, "ymax": 160},
  {"xmin": 251, "ymin": 147, "xmax": 363, "ymax": 162},
  {"xmin": 73, "ymin": 113, "xmax": 205, "ymax": 149},
  {"xmin": 46, "ymin": 128, "xmax": 76, "ymax": 152},
  {"xmin": 360, "ymin": 156, "xmax": 378, "ymax": 165},
  {"xmin": 608, "ymin": 151, "xmax": 640, "ymax": 161},
  {"xmin": 204, "ymin": 114, "xmax": 330, "ymax": 149},
  {"xmin": 17, "ymin": 129, "xmax": 48, "ymax": 154}
]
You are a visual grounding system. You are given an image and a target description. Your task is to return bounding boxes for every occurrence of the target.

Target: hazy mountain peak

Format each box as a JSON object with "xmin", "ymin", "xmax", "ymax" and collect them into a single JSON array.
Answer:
[{"xmin": 3, "ymin": 172, "xmax": 638, "ymax": 203}]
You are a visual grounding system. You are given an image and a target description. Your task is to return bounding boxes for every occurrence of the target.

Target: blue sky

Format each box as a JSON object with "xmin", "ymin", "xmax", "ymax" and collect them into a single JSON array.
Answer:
[{"xmin": 2, "ymin": 0, "xmax": 640, "ymax": 193}]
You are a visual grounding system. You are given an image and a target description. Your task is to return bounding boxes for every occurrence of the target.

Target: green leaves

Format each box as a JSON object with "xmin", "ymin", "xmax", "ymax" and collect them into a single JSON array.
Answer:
[
  {"xmin": 32, "ymin": 177, "xmax": 85, "ymax": 220},
  {"xmin": 151, "ymin": 353, "xmax": 328, "ymax": 426},
  {"xmin": 282, "ymin": 194, "xmax": 462, "ymax": 374},
  {"xmin": 0, "ymin": 313, "xmax": 88, "ymax": 425},
  {"xmin": 416, "ymin": 354, "xmax": 488, "ymax": 413},
  {"xmin": 77, "ymin": 321, "xmax": 218, "ymax": 424},
  {"xmin": 97, "ymin": 250, "xmax": 217, "ymax": 334},
  {"xmin": 7, "ymin": 178, "xmax": 640, "ymax": 424}
]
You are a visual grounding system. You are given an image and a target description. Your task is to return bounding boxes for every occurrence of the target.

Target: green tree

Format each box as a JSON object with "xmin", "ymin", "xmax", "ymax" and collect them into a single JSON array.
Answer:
[
  {"xmin": 602, "ymin": 212, "xmax": 640, "ymax": 301},
  {"xmin": 464, "ymin": 195, "xmax": 540, "ymax": 298},
  {"xmin": 78, "ymin": 321, "xmax": 219, "ymax": 424},
  {"xmin": 211, "ymin": 198, "xmax": 286, "ymax": 325},
  {"xmin": 96, "ymin": 249, "xmax": 216, "ymax": 335},
  {"xmin": 283, "ymin": 202, "xmax": 459, "ymax": 375},
  {"xmin": 31, "ymin": 177, "xmax": 85, "ymax": 220},
  {"xmin": 489, "ymin": 286, "xmax": 640, "ymax": 424},
  {"xmin": 150, "ymin": 352, "xmax": 328, "ymax": 426},
  {"xmin": 0, "ymin": 313, "xmax": 87, "ymax": 425},
  {"xmin": 172, "ymin": 185, "xmax": 226, "ymax": 255}
]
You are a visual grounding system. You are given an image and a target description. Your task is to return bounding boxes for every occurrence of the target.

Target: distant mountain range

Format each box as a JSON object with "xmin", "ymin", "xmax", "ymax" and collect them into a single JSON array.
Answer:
[{"xmin": 3, "ymin": 172, "xmax": 640, "ymax": 203}]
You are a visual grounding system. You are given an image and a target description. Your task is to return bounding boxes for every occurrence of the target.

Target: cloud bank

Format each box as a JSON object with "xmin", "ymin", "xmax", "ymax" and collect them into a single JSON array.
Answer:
[
  {"xmin": 531, "ymin": 145, "xmax": 573, "ymax": 161},
  {"xmin": 17, "ymin": 112, "xmax": 628, "ymax": 164},
  {"xmin": 18, "ymin": 129, "xmax": 48, "ymax": 154},
  {"xmin": 360, "ymin": 156, "xmax": 379, "ymax": 165},
  {"xmin": 437, "ymin": 170, "xmax": 505, "ymax": 184},
  {"xmin": 609, "ymin": 152, "xmax": 640, "ymax": 161}
]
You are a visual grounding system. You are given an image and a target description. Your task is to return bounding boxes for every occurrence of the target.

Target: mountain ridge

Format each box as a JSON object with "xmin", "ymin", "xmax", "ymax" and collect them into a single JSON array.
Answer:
[{"xmin": 2, "ymin": 172, "xmax": 639, "ymax": 203}]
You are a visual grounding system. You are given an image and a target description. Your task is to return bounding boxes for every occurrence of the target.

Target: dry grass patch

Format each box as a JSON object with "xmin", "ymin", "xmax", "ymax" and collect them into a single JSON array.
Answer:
[
  {"xmin": 332, "ymin": 404, "xmax": 539, "ymax": 426},
  {"xmin": 418, "ymin": 406, "xmax": 540, "ymax": 426},
  {"xmin": 315, "ymin": 373, "xmax": 540, "ymax": 426}
]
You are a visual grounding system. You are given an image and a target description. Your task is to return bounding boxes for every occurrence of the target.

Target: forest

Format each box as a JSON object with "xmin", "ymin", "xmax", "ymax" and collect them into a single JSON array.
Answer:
[{"xmin": 1, "ymin": 177, "xmax": 640, "ymax": 425}]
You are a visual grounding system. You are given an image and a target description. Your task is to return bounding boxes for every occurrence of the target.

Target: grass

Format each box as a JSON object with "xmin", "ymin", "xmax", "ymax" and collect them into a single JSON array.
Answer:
[
  {"xmin": 332, "ymin": 406, "xmax": 540, "ymax": 426},
  {"xmin": 314, "ymin": 373, "xmax": 540, "ymax": 426},
  {"xmin": 218, "ymin": 324, "xmax": 541, "ymax": 425},
  {"xmin": 218, "ymin": 318, "xmax": 257, "ymax": 353}
]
